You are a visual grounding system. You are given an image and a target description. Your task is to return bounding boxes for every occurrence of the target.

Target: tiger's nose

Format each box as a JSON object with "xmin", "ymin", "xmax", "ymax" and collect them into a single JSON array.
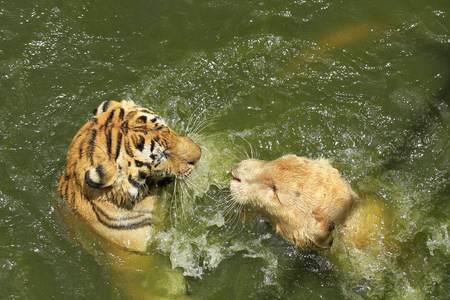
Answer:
[
  {"xmin": 171, "ymin": 136, "xmax": 201, "ymax": 165},
  {"xmin": 188, "ymin": 141, "xmax": 201, "ymax": 165}
]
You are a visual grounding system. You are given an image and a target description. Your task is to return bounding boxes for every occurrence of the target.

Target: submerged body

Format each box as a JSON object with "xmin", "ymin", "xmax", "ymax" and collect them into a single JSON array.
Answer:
[{"xmin": 230, "ymin": 155, "xmax": 387, "ymax": 250}]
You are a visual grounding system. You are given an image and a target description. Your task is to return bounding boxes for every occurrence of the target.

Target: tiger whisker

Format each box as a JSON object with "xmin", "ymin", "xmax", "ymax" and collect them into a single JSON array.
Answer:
[
  {"xmin": 168, "ymin": 179, "xmax": 179, "ymax": 225},
  {"xmin": 189, "ymin": 117, "xmax": 209, "ymax": 135},
  {"xmin": 167, "ymin": 170, "xmax": 205, "ymax": 227},
  {"xmin": 186, "ymin": 105, "xmax": 209, "ymax": 133},
  {"xmin": 183, "ymin": 105, "xmax": 202, "ymax": 134},
  {"xmin": 184, "ymin": 107, "xmax": 217, "ymax": 138},
  {"xmin": 185, "ymin": 108, "xmax": 200, "ymax": 135},
  {"xmin": 177, "ymin": 180, "xmax": 189, "ymax": 222},
  {"xmin": 191, "ymin": 108, "xmax": 215, "ymax": 132}
]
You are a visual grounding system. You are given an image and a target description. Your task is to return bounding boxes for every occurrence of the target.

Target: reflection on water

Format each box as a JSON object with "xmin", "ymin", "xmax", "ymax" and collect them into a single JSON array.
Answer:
[{"xmin": 0, "ymin": 0, "xmax": 449, "ymax": 299}]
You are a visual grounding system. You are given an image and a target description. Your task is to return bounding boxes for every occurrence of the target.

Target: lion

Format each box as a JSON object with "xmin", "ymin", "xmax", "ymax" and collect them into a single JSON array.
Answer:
[{"xmin": 229, "ymin": 155, "xmax": 388, "ymax": 250}]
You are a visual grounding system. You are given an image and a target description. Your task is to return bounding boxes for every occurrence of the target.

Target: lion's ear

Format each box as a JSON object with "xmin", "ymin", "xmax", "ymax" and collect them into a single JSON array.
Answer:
[
  {"xmin": 311, "ymin": 221, "xmax": 335, "ymax": 248},
  {"xmin": 85, "ymin": 164, "xmax": 116, "ymax": 189}
]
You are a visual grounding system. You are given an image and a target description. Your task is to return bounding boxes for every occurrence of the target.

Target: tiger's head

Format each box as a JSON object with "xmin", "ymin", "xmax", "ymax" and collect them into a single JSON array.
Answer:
[{"xmin": 58, "ymin": 100, "xmax": 201, "ymax": 210}]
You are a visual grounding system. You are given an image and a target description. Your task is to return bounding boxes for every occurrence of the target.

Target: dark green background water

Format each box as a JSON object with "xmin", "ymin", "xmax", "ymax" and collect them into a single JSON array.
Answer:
[{"xmin": 1, "ymin": 0, "xmax": 449, "ymax": 299}]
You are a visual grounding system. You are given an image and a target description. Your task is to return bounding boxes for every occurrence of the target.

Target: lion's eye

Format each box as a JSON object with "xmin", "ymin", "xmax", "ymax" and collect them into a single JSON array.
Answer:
[
  {"xmin": 328, "ymin": 224, "xmax": 335, "ymax": 232},
  {"xmin": 269, "ymin": 185, "xmax": 283, "ymax": 205},
  {"xmin": 268, "ymin": 184, "xmax": 278, "ymax": 196}
]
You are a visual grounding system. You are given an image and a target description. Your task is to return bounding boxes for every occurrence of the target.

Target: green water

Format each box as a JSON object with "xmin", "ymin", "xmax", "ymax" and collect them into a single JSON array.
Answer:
[{"xmin": 1, "ymin": 0, "xmax": 449, "ymax": 299}]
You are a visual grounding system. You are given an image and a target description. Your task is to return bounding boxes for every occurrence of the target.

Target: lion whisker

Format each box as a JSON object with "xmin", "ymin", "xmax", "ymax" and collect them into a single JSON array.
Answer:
[
  {"xmin": 234, "ymin": 137, "xmax": 260, "ymax": 161},
  {"xmin": 246, "ymin": 138, "xmax": 260, "ymax": 160},
  {"xmin": 217, "ymin": 190, "xmax": 246, "ymax": 231}
]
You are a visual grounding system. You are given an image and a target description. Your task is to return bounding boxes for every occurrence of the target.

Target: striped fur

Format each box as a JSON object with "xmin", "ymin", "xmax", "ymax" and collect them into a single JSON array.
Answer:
[{"xmin": 57, "ymin": 100, "xmax": 201, "ymax": 252}]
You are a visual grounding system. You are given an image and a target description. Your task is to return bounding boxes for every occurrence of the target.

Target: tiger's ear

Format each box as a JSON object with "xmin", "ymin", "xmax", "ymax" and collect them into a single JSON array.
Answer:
[
  {"xmin": 84, "ymin": 164, "xmax": 116, "ymax": 189},
  {"xmin": 93, "ymin": 100, "xmax": 120, "ymax": 116}
]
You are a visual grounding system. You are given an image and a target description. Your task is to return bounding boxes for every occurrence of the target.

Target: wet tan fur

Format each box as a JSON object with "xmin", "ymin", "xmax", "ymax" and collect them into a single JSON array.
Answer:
[{"xmin": 230, "ymin": 155, "xmax": 361, "ymax": 249}]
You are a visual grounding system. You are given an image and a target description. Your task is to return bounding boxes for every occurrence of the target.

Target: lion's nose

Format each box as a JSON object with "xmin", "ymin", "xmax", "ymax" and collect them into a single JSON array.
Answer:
[{"xmin": 231, "ymin": 163, "xmax": 242, "ymax": 182}]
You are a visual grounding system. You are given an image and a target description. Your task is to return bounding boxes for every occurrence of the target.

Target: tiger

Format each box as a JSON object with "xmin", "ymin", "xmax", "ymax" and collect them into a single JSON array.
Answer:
[
  {"xmin": 57, "ymin": 100, "xmax": 201, "ymax": 299},
  {"xmin": 57, "ymin": 99, "xmax": 201, "ymax": 253}
]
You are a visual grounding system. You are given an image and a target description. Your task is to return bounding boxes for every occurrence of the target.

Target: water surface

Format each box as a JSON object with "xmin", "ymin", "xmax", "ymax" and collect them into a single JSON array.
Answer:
[{"xmin": 1, "ymin": 0, "xmax": 449, "ymax": 299}]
